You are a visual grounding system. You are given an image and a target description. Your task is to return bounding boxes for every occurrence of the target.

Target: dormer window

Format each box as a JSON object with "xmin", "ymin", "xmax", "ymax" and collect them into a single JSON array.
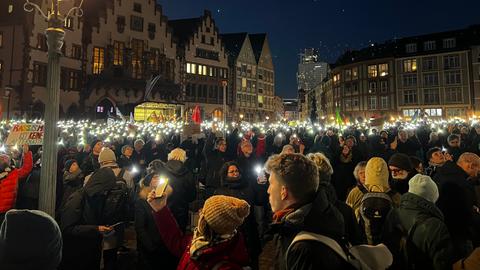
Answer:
[
  {"xmin": 406, "ymin": 43, "xmax": 417, "ymax": 53},
  {"xmin": 443, "ymin": 38, "xmax": 456, "ymax": 49}
]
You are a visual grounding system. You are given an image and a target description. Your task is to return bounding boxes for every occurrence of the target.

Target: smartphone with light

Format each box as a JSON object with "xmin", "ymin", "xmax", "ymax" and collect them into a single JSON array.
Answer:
[{"xmin": 155, "ymin": 176, "xmax": 169, "ymax": 198}]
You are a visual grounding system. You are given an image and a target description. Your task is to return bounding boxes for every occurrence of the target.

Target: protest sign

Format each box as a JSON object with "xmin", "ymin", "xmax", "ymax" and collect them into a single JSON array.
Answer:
[{"xmin": 6, "ymin": 124, "xmax": 44, "ymax": 145}]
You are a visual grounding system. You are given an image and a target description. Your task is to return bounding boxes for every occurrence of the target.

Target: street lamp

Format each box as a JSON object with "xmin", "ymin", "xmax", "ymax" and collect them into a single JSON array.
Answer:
[
  {"xmin": 4, "ymin": 86, "xmax": 12, "ymax": 121},
  {"xmin": 24, "ymin": 0, "xmax": 84, "ymax": 216}
]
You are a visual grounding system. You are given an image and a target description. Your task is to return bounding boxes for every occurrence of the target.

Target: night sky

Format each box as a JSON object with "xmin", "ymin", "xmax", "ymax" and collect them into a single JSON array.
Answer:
[{"xmin": 160, "ymin": 0, "xmax": 480, "ymax": 98}]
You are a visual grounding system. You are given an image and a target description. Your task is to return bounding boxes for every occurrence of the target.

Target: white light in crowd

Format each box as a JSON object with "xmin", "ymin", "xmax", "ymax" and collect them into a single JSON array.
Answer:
[
  {"xmin": 131, "ymin": 166, "xmax": 139, "ymax": 175},
  {"xmin": 277, "ymin": 133, "xmax": 283, "ymax": 138},
  {"xmin": 255, "ymin": 165, "xmax": 262, "ymax": 175},
  {"xmin": 293, "ymin": 134, "xmax": 297, "ymax": 138},
  {"xmin": 238, "ymin": 133, "xmax": 243, "ymax": 138},
  {"xmin": 442, "ymin": 147, "xmax": 447, "ymax": 152},
  {"xmin": 12, "ymin": 144, "xmax": 18, "ymax": 151},
  {"xmin": 0, "ymin": 145, "xmax": 6, "ymax": 153}
]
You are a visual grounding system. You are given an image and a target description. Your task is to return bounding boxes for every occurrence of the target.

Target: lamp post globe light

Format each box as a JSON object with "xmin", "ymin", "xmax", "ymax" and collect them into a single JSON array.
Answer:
[{"xmin": 23, "ymin": 0, "xmax": 84, "ymax": 216}]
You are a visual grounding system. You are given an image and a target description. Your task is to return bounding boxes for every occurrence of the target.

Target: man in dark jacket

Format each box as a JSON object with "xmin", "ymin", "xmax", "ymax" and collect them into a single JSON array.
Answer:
[
  {"xmin": 385, "ymin": 174, "xmax": 455, "ymax": 270},
  {"xmin": 163, "ymin": 148, "xmax": 196, "ymax": 232},
  {"xmin": 388, "ymin": 153, "xmax": 417, "ymax": 195},
  {"xmin": 395, "ymin": 130, "xmax": 422, "ymax": 157},
  {"xmin": 446, "ymin": 134, "xmax": 465, "ymax": 162},
  {"xmin": 259, "ymin": 153, "xmax": 353, "ymax": 270},
  {"xmin": 200, "ymin": 133, "xmax": 227, "ymax": 197},
  {"xmin": 434, "ymin": 152, "xmax": 480, "ymax": 261},
  {"xmin": 425, "ymin": 147, "xmax": 449, "ymax": 178}
]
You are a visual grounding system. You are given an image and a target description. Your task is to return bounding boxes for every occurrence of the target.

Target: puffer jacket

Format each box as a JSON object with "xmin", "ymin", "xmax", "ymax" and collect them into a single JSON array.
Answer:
[
  {"xmin": 385, "ymin": 192, "xmax": 455, "ymax": 270},
  {"xmin": 0, "ymin": 151, "xmax": 33, "ymax": 213}
]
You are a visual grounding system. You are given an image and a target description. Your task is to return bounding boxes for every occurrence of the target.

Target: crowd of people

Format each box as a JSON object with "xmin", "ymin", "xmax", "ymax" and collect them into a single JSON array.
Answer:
[{"xmin": 0, "ymin": 119, "xmax": 480, "ymax": 269}]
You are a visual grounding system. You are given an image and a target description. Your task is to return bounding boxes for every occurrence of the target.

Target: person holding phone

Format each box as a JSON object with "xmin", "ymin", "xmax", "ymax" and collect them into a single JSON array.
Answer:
[
  {"xmin": 148, "ymin": 191, "xmax": 251, "ymax": 269},
  {"xmin": 135, "ymin": 174, "xmax": 178, "ymax": 270}
]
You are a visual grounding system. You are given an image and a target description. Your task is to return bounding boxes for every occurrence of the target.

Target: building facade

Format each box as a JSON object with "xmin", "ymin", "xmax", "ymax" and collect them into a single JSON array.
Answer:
[
  {"xmin": 169, "ymin": 10, "xmax": 230, "ymax": 121},
  {"xmin": 317, "ymin": 25, "xmax": 480, "ymax": 120},
  {"xmin": 283, "ymin": 98, "xmax": 299, "ymax": 121}
]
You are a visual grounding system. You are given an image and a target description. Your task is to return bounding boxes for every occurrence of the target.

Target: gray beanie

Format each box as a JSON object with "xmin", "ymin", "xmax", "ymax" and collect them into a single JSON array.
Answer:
[
  {"xmin": 0, "ymin": 209, "xmax": 62, "ymax": 270},
  {"xmin": 408, "ymin": 174, "xmax": 439, "ymax": 203},
  {"xmin": 98, "ymin": 148, "xmax": 116, "ymax": 164}
]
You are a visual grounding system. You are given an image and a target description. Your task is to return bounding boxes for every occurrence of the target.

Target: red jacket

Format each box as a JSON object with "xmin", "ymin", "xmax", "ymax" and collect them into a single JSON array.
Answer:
[
  {"xmin": 0, "ymin": 151, "xmax": 33, "ymax": 213},
  {"xmin": 153, "ymin": 207, "xmax": 249, "ymax": 270}
]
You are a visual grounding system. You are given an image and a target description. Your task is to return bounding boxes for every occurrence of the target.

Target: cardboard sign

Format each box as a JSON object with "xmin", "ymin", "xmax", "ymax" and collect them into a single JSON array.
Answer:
[
  {"xmin": 6, "ymin": 124, "xmax": 44, "ymax": 145},
  {"xmin": 184, "ymin": 124, "xmax": 201, "ymax": 137}
]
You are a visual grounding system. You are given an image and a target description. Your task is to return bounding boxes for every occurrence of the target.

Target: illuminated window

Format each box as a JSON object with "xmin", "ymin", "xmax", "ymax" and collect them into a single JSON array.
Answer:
[
  {"xmin": 209, "ymin": 67, "xmax": 213, "ymax": 77},
  {"xmin": 202, "ymin": 65, "xmax": 207, "ymax": 76},
  {"xmin": 403, "ymin": 59, "xmax": 417, "ymax": 73},
  {"xmin": 97, "ymin": 106, "xmax": 104, "ymax": 113},
  {"xmin": 113, "ymin": 41, "xmax": 124, "ymax": 66},
  {"xmin": 72, "ymin": 44, "xmax": 81, "ymax": 59},
  {"xmin": 92, "ymin": 47, "xmax": 105, "ymax": 74},
  {"xmin": 352, "ymin": 67, "xmax": 358, "ymax": 80},
  {"xmin": 186, "ymin": 63, "xmax": 191, "ymax": 74},
  {"xmin": 131, "ymin": 39, "xmax": 144, "ymax": 79},
  {"xmin": 379, "ymin": 64, "xmax": 389, "ymax": 76},
  {"xmin": 333, "ymin": 74, "xmax": 340, "ymax": 84},
  {"xmin": 242, "ymin": 78, "xmax": 247, "ymax": 89},
  {"xmin": 191, "ymin": 63, "xmax": 196, "ymax": 74},
  {"xmin": 380, "ymin": 96, "xmax": 389, "ymax": 109},
  {"xmin": 368, "ymin": 65, "xmax": 378, "ymax": 78},
  {"xmin": 424, "ymin": 108, "xmax": 442, "ymax": 117},
  {"xmin": 64, "ymin": 17, "xmax": 73, "ymax": 29},
  {"xmin": 8, "ymin": 5, "xmax": 13, "ymax": 14}
]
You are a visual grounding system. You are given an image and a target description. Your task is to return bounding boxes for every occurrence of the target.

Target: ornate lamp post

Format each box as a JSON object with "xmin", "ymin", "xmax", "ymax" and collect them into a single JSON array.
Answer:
[{"xmin": 23, "ymin": 0, "xmax": 84, "ymax": 216}]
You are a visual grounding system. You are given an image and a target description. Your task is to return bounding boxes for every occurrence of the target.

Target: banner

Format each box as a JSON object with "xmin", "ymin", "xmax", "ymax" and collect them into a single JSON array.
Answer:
[{"xmin": 6, "ymin": 124, "xmax": 44, "ymax": 145}]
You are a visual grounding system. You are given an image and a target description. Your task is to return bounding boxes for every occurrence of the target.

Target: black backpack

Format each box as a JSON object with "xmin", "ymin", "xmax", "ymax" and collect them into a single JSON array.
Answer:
[
  {"xmin": 359, "ymin": 192, "xmax": 393, "ymax": 245},
  {"xmin": 100, "ymin": 168, "xmax": 129, "ymax": 225}
]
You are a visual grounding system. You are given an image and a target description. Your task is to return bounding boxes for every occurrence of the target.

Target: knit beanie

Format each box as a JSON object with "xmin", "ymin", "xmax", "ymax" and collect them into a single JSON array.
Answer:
[
  {"xmin": 98, "ymin": 148, "xmax": 116, "ymax": 164},
  {"xmin": 64, "ymin": 159, "xmax": 77, "ymax": 172},
  {"xmin": 90, "ymin": 139, "xmax": 102, "ymax": 150},
  {"xmin": 365, "ymin": 157, "xmax": 390, "ymax": 192},
  {"xmin": 388, "ymin": 153, "xmax": 413, "ymax": 171},
  {"xmin": 0, "ymin": 209, "xmax": 62, "ymax": 270},
  {"xmin": 202, "ymin": 195, "xmax": 250, "ymax": 235},
  {"xmin": 168, "ymin": 148, "xmax": 187, "ymax": 163},
  {"xmin": 408, "ymin": 174, "xmax": 439, "ymax": 203}
]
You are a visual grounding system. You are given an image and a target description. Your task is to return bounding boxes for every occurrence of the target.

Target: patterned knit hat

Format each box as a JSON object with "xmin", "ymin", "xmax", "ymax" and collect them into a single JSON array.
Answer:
[{"xmin": 202, "ymin": 195, "xmax": 250, "ymax": 235}]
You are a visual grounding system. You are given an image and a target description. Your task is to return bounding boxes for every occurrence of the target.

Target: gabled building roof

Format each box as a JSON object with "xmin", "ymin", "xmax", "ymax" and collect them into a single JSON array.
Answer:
[
  {"xmin": 220, "ymin": 33, "xmax": 249, "ymax": 58},
  {"xmin": 168, "ymin": 18, "xmax": 201, "ymax": 45},
  {"xmin": 249, "ymin": 33, "xmax": 267, "ymax": 63}
]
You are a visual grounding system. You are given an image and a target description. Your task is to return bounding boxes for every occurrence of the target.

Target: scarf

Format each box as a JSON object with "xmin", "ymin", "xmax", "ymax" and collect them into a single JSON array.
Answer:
[
  {"xmin": 272, "ymin": 208, "xmax": 295, "ymax": 223},
  {"xmin": 189, "ymin": 227, "xmax": 235, "ymax": 260}
]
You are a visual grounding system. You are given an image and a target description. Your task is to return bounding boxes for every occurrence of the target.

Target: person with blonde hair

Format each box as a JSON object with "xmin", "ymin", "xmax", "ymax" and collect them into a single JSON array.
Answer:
[{"xmin": 346, "ymin": 161, "xmax": 368, "ymax": 220}]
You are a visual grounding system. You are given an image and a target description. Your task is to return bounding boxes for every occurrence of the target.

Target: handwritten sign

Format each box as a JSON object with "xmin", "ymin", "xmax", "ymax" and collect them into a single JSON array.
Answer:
[{"xmin": 6, "ymin": 124, "xmax": 44, "ymax": 145}]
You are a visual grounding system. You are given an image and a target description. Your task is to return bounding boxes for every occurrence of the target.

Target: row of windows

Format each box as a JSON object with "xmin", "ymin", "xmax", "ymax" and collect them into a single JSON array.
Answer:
[
  {"xmin": 403, "ymin": 88, "xmax": 463, "ymax": 105},
  {"xmin": 403, "ymin": 108, "xmax": 443, "ymax": 117},
  {"xmin": 186, "ymin": 84, "xmax": 224, "ymax": 100},
  {"xmin": 186, "ymin": 63, "xmax": 228, "ymax": 78},
  {"xmin": 368, "ymin": 64, "xmax": 389, "ymax": 78},
  {"xmin": 341, "ymin": 96, "xmax": 390, "ymax": 110},
  {"xmin": 402, "ymin": 55, "xmax": 460, "ymax": 73},
  {"xmin": 405, "ymin": 38, "xmax": 456, "ymax": 53},
  {"xmin": 402, "ymin": 71, "xmax": 462, "ymax": 87},
  {"xmin": 33, "ymin": 62, "xmax": 81, "ymax": 90}
]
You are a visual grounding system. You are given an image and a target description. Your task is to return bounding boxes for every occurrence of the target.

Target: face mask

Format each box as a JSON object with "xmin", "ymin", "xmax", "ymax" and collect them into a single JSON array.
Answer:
[
  {"xmin": 226, "ymin": 175, "xmax": 241, "ymax": 182},
  {"xmin": 392, "ymin": 171, "xmax": 409, "ymax": 180}
]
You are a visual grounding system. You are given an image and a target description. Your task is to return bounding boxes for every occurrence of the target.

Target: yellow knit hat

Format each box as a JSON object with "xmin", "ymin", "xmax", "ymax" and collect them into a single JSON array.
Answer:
[
  {"xmin": 365, "ymin": 157, "xmax": 390, "ymax": 192},
  {"xmin": 202, "ymin": 195, "xmax": 250, "ymax": 235}
]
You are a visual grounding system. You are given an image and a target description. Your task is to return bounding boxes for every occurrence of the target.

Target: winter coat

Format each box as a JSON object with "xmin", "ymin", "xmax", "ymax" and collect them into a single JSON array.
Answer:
[
  {"xmin": 135, "ymin": 187, "xmax": 178, "ymax": 270},
  {"xmin": 331, "ymin": 152, "xmax": 357, "ymax": 201},
  {"xmin": 117, "ymin": 155, "xmax": 133, "ymax": 169},
  {"xmin": 434, "ymin": 161, "xmax": 477, "ymax": 260},
  {"xmin": 346, "ymin": 185, "xmax": 368, "ymax": 221},
  {"xmin": 259, "ymin": 189, "xmax": 354, "ymax": 270},
  {"xmin": 201, "ymin": 150, "xmax": 227, "ymax": 196},
  {"xmin": 153, "ymin": 207, "xmax": 250, "ymax": 270},
  {"xmin": 215, "ymin": 176, "xmax": 261, "ymax": 267},
  {"xmin": 0, "ymin": 151, "xmax": 33, "ymax": 213},
  {"xmin": 80, "ymin": 153, "xmax": 100, "ymax": 176},
  {"xmin": 59, "ymin": 167, "xmax": 117, "ymax": 270},
  {"xmin": 385, "ymin": 193, "xmax": 455, "ymax": 270},
  {"xmin": 396, "ymin": 138, "xmax": 422, "ymax": 157},
  {"xmin": 164, "ymin": 160, "xmax": 196, "ymax": 232},
  {"xmin": 60, "ymin": 169, "xmax": 84, "ymax": 208}
]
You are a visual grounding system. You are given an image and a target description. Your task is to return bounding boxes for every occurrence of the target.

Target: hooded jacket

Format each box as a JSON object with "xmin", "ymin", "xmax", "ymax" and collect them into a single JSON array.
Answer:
[
  {"xmin": 165, "ymin": 160, "xmax": 196, "ymax": 231},
  {"xmin": 0, "ymin": 151, "xmax": 33, "ymax": 213},
  {"xmin": 259, "ymin": 189, "xmax": 353, "ymax": 270}
]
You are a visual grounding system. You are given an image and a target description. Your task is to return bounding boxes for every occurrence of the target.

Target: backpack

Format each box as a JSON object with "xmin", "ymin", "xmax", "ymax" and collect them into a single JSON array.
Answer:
[
  {"xmin": 359, "ymin": 192, "xmax": 393, "ymax": 245},
  {"xmin": 100, "ymin": 168, "xmax": 129, "ymax": 225},
  {"xmin": 286, "ymin": 231, "xmax": 393, "ymax": 270},
  {"xmin": 395, "ymin": 217, "xmax": 431, "ymax": 270}
]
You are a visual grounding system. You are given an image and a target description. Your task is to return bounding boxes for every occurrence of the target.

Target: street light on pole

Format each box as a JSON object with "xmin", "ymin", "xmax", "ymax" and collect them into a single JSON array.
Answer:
[
  {"xmin": 4, "ymin": 86, "xmax": 12, "ymax": 121},
  {"xmin": 23, "ymin": 0, "xmax": 84, "ymax": 217},
  {"xmin": 222, "ymin": 80, "xmax": 228, "ymax": 138}
]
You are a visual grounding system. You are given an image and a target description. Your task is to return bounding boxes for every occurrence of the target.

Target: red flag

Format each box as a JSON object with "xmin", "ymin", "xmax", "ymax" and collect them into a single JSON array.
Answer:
[{"xmin": 192, "ymin": 105, "xmax": 202, "ymax": 124}]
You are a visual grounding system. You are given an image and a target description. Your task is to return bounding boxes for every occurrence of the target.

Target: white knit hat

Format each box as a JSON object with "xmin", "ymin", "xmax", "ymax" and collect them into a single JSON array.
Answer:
[{"xmin": 408, "ymin": 174, "xmax": 439, "ymax": 203}]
